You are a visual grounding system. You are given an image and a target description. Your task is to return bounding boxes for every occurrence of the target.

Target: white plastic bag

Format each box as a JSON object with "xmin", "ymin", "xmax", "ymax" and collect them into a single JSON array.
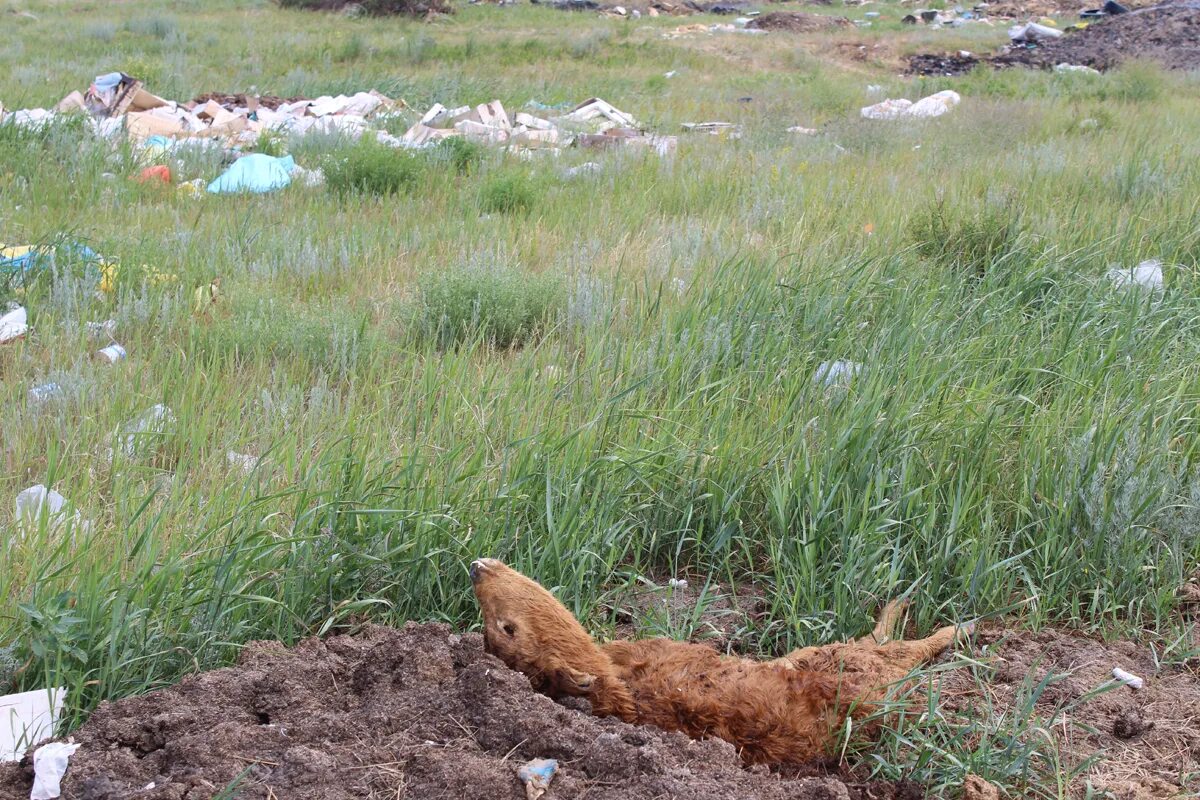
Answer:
[{"xmin": 30, "ymin": 741, "xmax": 79, "ymax": 799}]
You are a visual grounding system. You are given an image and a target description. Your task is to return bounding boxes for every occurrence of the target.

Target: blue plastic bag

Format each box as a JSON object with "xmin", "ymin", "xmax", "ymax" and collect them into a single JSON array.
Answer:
[{"xmin": 207, "ymin": 154, "xmax": 296, "ymax": 195}]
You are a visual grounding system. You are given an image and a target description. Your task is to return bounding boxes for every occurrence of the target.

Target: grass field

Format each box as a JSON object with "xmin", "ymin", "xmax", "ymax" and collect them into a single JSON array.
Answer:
[{"xmin": 2, "ymin": 0, "xmax": 1199, "ymax": 794}]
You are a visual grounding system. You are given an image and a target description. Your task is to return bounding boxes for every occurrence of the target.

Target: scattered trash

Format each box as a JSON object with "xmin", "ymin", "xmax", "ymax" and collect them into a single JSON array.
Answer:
[
  {"xmin": 28, "ymin": 383, "xmax": 63, "ymax": 405},
  {"xmin": 1107, "ymin": 259, "xmax": 1164, "ymax": 292},
  {"xmin": 31, "ymin": 741, "xmax": 80, "ymax": 800},
  {"xmin": 1, "ymin": 687, "xmax": 66, "ymax": 762},
  {"xmin": 177, "ymin": 178, "xmax": 207, "ymax": 197},
  {"xmin": 0, "ymin": 305, "xmax": 28, "ymax": 344},
  {"xmin": 94, "ymin": 343, "xmax": 127, "ymax": 364},
  {"xmin": 227, "ymin": 451, "xmax": 259, "ymax": 472},
  {"xmin": 563, "ymin": 161, "xmax": 603, "ymax": 178},
  {"xmin": 14, "ymin": 486, "xmax": 89, "ymax": 537},
  {"xmin": 0, "ymin": 73, "xmax": 404, "ymax": 151},
  {"xmin": 207, "ymin": 154, "xmax": 296, "ymax": 194},
  {"xmin": 664, "ymin": 70, "xmax": 678, "ymax": 78},
  {"xmin": 1112, "ymin": 666, "xmax": 1145, "ymax": 689},
  {"xmin": 85, "ymin": 319, "xmax": 117, "ymax": 340},
  {"xmin": 1009, "ymin": 21, "xmax": 1063, "ymax": 41},
  {"xmin": 400, "ymin": 97, "xmax": 674, "ymax": 156},
  {"xmin": 112, "ymin": 404, "xmax": 176, "ymax": 459},
  {"xmin": 787, "ymin": 125, "xmax": 819, "ymax": 135},
  {"xmin": 681, "ymin": 122, "xmax": 743, "ymax": 138},
  {"xmin": 861, "ymin": 90, "xmax": 960, "ymax": 120},
  {"xmin": 0, "ymin": 242, "xmax": 108, "ymax": 279},
  {"xmin": 135, "ymin": 164, "xmax": 172, "ymax": 185},
  {"xmin": 1081, "ymin": 0, "xmax": 1127, "ymax": 18},
  {"xmin": 668, "ymin": 578, "xmax": 689, "ymax": 589},
  {"xmin": 517, "ymin": 758, "xmax": 558, "ymax": 800},
  {"xmin": 814, "ymin": 359, "xmax": 862, "ymax": 389},
  {"xmin": 1054, "ymin": 62, "xmax": 1101, "ymax": 73}
]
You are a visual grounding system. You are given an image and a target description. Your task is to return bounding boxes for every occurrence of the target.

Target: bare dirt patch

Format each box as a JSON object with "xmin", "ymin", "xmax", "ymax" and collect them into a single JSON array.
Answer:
[
  {"xmin": 747, "ymin": 11, "xmax": 852, "ymax": 31},
  {"xmin": 941, "ymin": 626, "xmax": 1200, "ymax": 799},
  {"xmin": 0, "ymin": 623, "xmax": 909, "ymax": 800}
]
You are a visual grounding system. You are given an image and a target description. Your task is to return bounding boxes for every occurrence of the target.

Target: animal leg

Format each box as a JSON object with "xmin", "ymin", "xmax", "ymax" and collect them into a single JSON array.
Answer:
[
  {"xmin": 855, "ymin": 599, "xmax": 909, "ymax": 645},
  {"xmin": 872, "ymin": 621, "xmax": 971, "ymax": 674}
]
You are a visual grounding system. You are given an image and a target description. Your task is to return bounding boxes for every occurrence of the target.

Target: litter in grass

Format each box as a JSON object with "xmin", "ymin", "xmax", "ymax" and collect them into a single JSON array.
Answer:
[
  {"xmin": 1009, "ymin": 21, "xmax": 1063, "ymax": 41},
  {"xmin": 403, "ymin": 98, "xmax": 677, "ymax": 157},
  {"xmin": 14, "ymin": 486, "xmax": 90, "ymax": 538},
  {"xmin": 814, "ymin": 359, "xmax": 862, "ymax": 388},
  {"xmin": 1, "ymin": 688, "xmax": 66, "ymax": 762},
  {"xmin": 207, "ymin": 153, "xmax": 296, "ymax": 194},
  {"xmin": 27, "ymin": 383, "xmax": 63, "ymax": 405},
  {"xmin": 1107, "ymin": 259, "xmax": 1164, "ymax": 291},
  {"xmin": 111, "ymin": 404, "xmax": 176, "ymax": 460},
  {"xmin": 0, "ymin": 305, "xmax": 28, "ymax": 344},
  {"xmin": 94, "ymin": 343, "xmax": 127, "ymax": 364},
  {"xmin": 85, "ymin": 320, "xmax": 117, "ymax": 340},
  {"xmin": 861, "ymin": 90, "xmax": 960, "ymax": 120},
  {"xmin": 681, "ymin": 122, "xmax": 743, "ymax": 138}
]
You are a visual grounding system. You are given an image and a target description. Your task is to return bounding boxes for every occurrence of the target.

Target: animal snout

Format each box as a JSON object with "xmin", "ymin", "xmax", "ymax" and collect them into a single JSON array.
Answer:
[{"xmin": 469, "ymin": 558, "xmax": 500, "ymax": 583}]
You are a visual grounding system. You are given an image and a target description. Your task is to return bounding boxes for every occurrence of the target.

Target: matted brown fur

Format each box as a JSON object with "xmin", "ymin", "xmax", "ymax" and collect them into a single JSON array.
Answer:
[{"xmin": 470, "ymin": 558, "xmax": 969, "ymax": 765}]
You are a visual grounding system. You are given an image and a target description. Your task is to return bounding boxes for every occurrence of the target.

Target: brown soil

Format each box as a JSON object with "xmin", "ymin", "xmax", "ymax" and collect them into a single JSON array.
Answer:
[
  {"xmin": 994, "ymin": 2, "xmax": 1200, "ymax": 70},
  {"xmin": 747, "ymin": 11, "xmax": 852, "ymax": 31},
  {"xmin": 2, "ymin": 619, "xmax": 1195, "ymax": 799},
  {"xmin": 0, "ymin": 623, "xmax": 914, "ymax": 800},
  {"xmin": 940, "ymin": 626, "xmax": 1200, "ymax": 799}
]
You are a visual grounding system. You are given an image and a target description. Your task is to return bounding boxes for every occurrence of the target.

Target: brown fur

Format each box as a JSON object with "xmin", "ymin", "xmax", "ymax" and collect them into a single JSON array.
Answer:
[{"xmin": 469, "ymin": 559, "xmax": 969, "ymax": 765}]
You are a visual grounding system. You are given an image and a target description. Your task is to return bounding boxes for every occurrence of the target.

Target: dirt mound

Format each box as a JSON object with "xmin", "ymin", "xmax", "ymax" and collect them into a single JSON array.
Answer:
[
  {"xmin": 747, "ymin": 11, "xmax": 852, "ymax": 31},
  {"xmin": 941, "ymin": 626, "xmax": 1200, "ymax": 798},
  {"xmin": 0, "ymin": 623, "xmax": 915, "ymax": 800},
  {"xmin": 993, "ymin": 2, "xmax": 1200, "ymax": 70}
]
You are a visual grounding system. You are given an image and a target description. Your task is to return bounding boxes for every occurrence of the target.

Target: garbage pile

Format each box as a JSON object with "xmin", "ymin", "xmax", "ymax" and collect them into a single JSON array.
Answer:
[
  {"xmin": 900, "ymin": 4, "xmax": 996, "ymax": 26},
  {"xmin": 400, "ymin": 98, "xmax": 677, "ymax": 157},
  {"xmin": 0, "ymin": 72, "xmax": 406, "ymax": 149},
  {"xmin": 909, "ymin": 1, "xmax": 1197, "ymax": 74},
  {"xmin": 993, "ymin": 0, "xmax": 1200, "ymax": 71}
]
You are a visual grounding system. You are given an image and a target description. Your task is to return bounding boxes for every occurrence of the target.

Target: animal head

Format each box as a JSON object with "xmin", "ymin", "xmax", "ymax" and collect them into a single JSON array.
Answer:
[{"xmin": 469, "ymin": 558, "xmax": 637, "ymax": 721}]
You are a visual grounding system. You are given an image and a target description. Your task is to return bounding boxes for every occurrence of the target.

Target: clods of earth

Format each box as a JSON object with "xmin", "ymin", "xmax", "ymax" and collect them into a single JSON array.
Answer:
[{"xmin": 1, "ymin": 619, "xmax": 1196, "ymax": 799}]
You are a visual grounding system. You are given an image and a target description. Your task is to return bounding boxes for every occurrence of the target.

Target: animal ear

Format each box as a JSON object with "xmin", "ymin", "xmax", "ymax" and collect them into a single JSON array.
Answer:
[{"xmin": 558, "ymin": 667, "xmax": 596, "ymax": 693}]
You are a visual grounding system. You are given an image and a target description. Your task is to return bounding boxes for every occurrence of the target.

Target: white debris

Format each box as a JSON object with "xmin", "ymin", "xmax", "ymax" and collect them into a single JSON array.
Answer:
[
  {"xmin": 563, "ymin": 162, "xmax": 603, "ymax": 178},
  {"xmin": 1107, "ymin": 259, "xmax": 1164, "ymax": 292},
  {"xmin": 681, "ymin": 122, "xmax": 743, "ymax": 137},
  {"xmin": 787, "ymin": 125, "xmax": 818, "ymax": 135},
  {"xmin": 0, "ymin": 305, "xmax": 28, "ymax": 344},
  {"xmin": 814, "ymin": 360, "xmax": 862, "ymax": 389},
  {"xmin": 30, "ymin": 741, "xmax": 80, "ymax": 799},
  {"xmin": 667, "ymin": 578, "xmax": 688, "ymax": 589},
  {"xmin": 113, "ymin": 404, "xmax": 176, "ymax": 459},
  {"xmin": 862, "ymin": 91, "xmax": 959, "ymax": 120},
  {"xmin": 1112, "ymin": 667, "xmax": 1144, "ymax": 690},
  {"xmin": 1, "ymin": 688, "xmax": 66, "ymax": 762},
  {"xmin": 27, "ymin": 383, "xmax": 63, "ymax": 405},
  {"xmin": 1054, "ymin": 63, "xmax": 1100, "ymax": 75},
  {"xmin": 291, "ymin": 165, "xmax": 326, "ymax": 187},
  {"xmin": 14, "ymin": 486, "xmax": 89, "ymax": 538},
  {"xmin": 1009, "ymin": 21, "xmax": 1063, "ymax": 41},
  {"xmin": 94, "ymin": 343, "xmax": 127, "ymax": 364},
  {"xmin": 84, "ymin": 319, "xmax": 117, "ymax": 340},
  {"xmin": 227, "ymin": 451, "xmax": 259, "ymax": 472}
]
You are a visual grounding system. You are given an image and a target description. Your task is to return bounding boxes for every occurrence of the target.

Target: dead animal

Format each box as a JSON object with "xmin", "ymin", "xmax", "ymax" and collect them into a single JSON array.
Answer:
[{"xmin": 470, "ymin": 558, "xmax": 972, "ymax": 765}]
